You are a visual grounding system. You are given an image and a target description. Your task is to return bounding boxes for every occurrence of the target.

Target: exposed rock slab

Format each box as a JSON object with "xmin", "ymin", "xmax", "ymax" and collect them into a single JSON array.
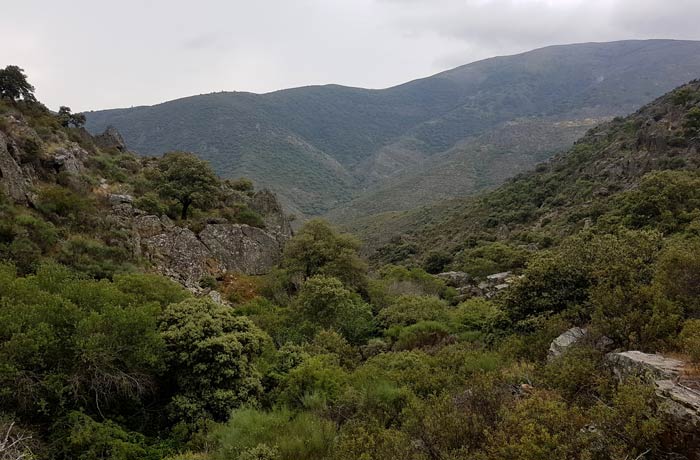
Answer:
[
  {"xmin": 607, "ymin": 350, "xmax": 700, "ymax": 441},
  {"xmin": 0, "ymin": 131, "xmax": 33, "ymax": 203},
  {"xmin": 548, "ymin": 327, "xmax": 588, "ymax": 360}
]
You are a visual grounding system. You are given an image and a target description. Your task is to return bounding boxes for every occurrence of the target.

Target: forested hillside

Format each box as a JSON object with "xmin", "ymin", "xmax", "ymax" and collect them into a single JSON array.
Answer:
[
  {"xmin": 85, "ymin": 40, "xmax": 700, "ymax": 216},
  {"xmin": 4, "ymin": 67, "xmax": 700, "ymax": 459}
]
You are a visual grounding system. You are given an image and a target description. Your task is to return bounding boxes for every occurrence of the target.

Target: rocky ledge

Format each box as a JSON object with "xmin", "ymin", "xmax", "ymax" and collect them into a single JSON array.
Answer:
[{"xmin": 109, "ymin": 190, "xmax": 292, "ymax": 289}]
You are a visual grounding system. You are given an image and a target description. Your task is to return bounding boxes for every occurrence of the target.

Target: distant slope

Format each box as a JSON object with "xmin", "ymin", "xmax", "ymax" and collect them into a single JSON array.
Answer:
[
  {"xmin": 86, "ymin": 40, "xmax": 700, "ymax": 216},
  {"xmin": 367, "ymin": 80, "xmax": 700, "ymax": 263}
]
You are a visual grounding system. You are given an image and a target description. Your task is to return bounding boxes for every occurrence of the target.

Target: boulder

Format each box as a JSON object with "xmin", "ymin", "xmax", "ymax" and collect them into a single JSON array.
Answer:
[
  {"xmin": 548, "ymin": 327, "xmax": 588, "ymax": 360},
  {"xmin": 198, "ymin": 223, "xmax": 284, "ymax": 275},
  {"xmin": 436, "ymin": 271, "xmax": 471, "ymax": 287},
  {"xmin": 606, "ymin": 351, "xmax": 700, "ymax": 439},
  {"xmin": 108, "ymin": 194, "xmax": 134, "ymax": 205},
  {"xmin": 607, "ymin": 351, "xmax": 684, "ymax": 381},
  {"xmin": 93, "ymin": 126, "xmax": 127, "ymax": 151},
  {"xmin": 46, "ymin": 144, "xmax": 89, "ymax": 174}
]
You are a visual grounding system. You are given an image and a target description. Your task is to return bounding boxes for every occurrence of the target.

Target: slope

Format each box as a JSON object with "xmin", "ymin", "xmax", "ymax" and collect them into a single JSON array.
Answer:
[
  {"xmin": 369, "ymin": 80, "xmax": 700, "ymax": 267},
  {"xmin": 85, "ymin": 40, "xmax": 700, "ymax": 216}
]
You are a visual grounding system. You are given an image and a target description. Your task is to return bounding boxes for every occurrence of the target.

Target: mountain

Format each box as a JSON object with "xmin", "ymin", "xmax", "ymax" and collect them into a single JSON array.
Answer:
[
  {"xmin": 85, "ymin": 40, "xmax": 700, "ymax": 217},
  {"xmin": 369, "ymin": 79, "xmax": 700, "ymax": 269}
]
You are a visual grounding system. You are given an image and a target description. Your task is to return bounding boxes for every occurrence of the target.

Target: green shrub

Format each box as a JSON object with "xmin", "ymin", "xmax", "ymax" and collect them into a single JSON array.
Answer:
[
  {"xmin": 678, "ymin": 319, "xmax": 700, "ymax": 362},
  {"xmin": 159, "ymin": 298, "xmax": 267, "ymax": 422},
  {"xmin": 393, "ymin": 321, "xmax": 452, "ymax": 350},
  {"xmin": 377, "ymin": 295, "xmax": 450, "ymax": 329},
  {"xmin": 294, "ymin": 276, "xmax": 374, "ymax": 344},
  {"xmin": 212, "ymin": 408, "xmax": 335, "ymax": 460}
]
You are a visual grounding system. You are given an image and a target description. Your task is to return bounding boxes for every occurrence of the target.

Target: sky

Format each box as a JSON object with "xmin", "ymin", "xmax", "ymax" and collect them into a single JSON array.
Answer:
[{"xmin": 3, "ymin": 0, "xmax": 700, "ymax": 112}]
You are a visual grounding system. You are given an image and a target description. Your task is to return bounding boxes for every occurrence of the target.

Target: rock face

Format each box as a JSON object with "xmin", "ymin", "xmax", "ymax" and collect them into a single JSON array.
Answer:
[
  {"xmin": 112, "ymin": 189, "xmax": 293, "ymax": 289},
  {"xmin": 93, "ymin": 126, "xmax": 127, "ymax": 151},
  {"xmin": 548, "ymin": 327, "xmax": 588, "ymax": 360},
  {"xmin": 436, "ymin": 270, "xmax": 521, "ymax": 301},
  {"xmin": 607, "ymin": 351, "xmax": 700, "ymax": 442},
  {"xmin": 0, "ymin": 130, "xmax": 33, "ymax": 203}
]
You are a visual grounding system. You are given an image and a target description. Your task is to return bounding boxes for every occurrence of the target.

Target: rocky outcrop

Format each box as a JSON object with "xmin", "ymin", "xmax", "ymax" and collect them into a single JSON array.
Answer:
[
  {"xmin": 45, "ymin": 144, "xmax": 89, "ymax": 174},
  {"xmin": 436, "ymin": 270, "xmax": 521, "ymax": 301},
  {"xmin": 548, "ymin": 327, "xmax": 588, "ymax": 360},
  {"xmin": 607, "ymin": 351, "xmax": 700, "ymax": 441},
  {"xmin": 0, "ymin": 130, "xmax": 33, "ymax": 203},
  {"xmin": 93, "ymin": 126, "xmax": 127, "ymax": 151},
  {"xmin": 110, "ymin": 190, "xmax": 292, "ymax": 289}
]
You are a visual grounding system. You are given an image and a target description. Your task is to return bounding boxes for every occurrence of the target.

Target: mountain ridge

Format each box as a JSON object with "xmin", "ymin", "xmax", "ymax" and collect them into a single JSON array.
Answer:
[{"xmin": 85, "ymin": 39, "xmax": 700, "ymax": 217}]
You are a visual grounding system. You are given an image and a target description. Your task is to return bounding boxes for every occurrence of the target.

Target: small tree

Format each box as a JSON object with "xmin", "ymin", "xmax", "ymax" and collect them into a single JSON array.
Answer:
[
  {"xmin": 283, "ymin": 219, "xmax": 367, "ymax": 290},
  {"xmin": 58, "ymin": 106, "xmax": 86, "ymax": 128},
  {"xmin": 159, "ymin": 298, "xmax": 267, "ymax": 422},
  {"xmin": 155, "ymin": 152, "xmax": 219, "ymax": 220},
  {"xmin": 0, "ymin": 65, "xmax": 35, "ymax": 102}
]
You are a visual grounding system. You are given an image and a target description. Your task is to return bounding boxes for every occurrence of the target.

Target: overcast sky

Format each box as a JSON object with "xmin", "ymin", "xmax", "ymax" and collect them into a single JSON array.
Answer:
[{"xmin": 3, "ymin": 0, "xmax": 700, "ymax": 111}]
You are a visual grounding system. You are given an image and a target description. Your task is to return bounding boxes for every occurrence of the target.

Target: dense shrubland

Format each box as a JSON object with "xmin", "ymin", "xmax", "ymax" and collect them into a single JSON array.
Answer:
[
  {"xmin": 2, "ymin": 72, "xmax": 700, "ymax": 459},
  {"xmin": 3, "ymin": 215, "xmax": 699, "ymax": 459}
]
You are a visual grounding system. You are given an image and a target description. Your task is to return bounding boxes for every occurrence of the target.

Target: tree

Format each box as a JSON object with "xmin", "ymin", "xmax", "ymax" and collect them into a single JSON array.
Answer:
[
  {"xmin": 0, "ymin": 66, "xmax": 35, "ymax": 102},
  {"xmin": 154, "ymin": 152, "xmax": 219, "ymax": 220},
  {"xmin": 57, "ymin": 106, "xmax": 86, "ymax": 128},
  {"xmin": 294, "ymin": 275, "xmax": 374, "ymax": 344},
  {"xmin": 158, "ymin": 298, "xmax": 267, "ymax": 422},
  {"xmin": 283, "ymin": 219, "xmax": 367, "ymax": 290}
]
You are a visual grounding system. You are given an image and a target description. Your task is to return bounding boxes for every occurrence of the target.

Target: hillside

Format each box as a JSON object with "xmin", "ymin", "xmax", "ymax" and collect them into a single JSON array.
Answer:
[
  {"xmin": 4, "ymin": 68, "xmax": 700, "ymax": 460},
  {"xmin": 370, "ymin": 80, "xmax": 700, "ymax": 270},
  {"xmin": 85, "ymin": 40, "xmax": 700, "ymax": 216}
]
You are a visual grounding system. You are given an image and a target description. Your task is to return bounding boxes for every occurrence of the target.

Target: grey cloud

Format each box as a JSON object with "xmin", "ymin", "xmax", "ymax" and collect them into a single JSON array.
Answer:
[{"xmin": 1, "ymin": 0, "xmax": 698, "ymax": 111}]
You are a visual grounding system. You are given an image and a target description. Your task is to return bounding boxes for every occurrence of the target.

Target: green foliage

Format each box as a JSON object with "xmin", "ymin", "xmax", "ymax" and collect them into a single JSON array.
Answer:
[
  {"xmin": 212, "ymin": 408, "xmax": 335, "ymax": 460},
  {"xmin": 655, "ymin": 237, "xmax": 700, "ymax": 317},
  {"xmin": 453, "ymin": 241, "xmax": 529, "ymax": 277},
  {"xmin": 154, "ymin": 152, "xmax": 220, "ymax": 220},
  {"xmin": 0, "ymin": 263, "xmax": 167, "ymax": 424},
  {"xmin": 678, "ymin": 319, "xmax": 700, "ymax": 362},
  {"xmin": 422, "ymin": 250, "xmax": 452, "ymax": 274},
  {"xmin": 58, "ymin": 236, "xmax": 134, "ymax": 279},
  {"xmin": 684, "ymin": 106, "xmax": 700, "ymax": 137},
  {"xmin": 377, "ymin": 295, "xmax": 450, "ymax": 329},
  {"xmin": 392, "ymin": 321, "xmax": 452, "ymax": 351},
  {"xmin": 283, "ymin": 219, "xmax": 367, "ymax": 290},
  {"xmin": 52, "ymin": 412, "xmax": 166, "ymax": 460},
  {"xmin": 618, "ymin": 170, "xmax": 700, "ymax": 233},
  {"xmin": 368, "ymin": 265, "xmax": 452, "ymax": 309},
  {"xmin": 0, "ymin": 65, "xmax": 35, "ymax": 102},
  {"xmin": 36, "ymin": 185, "xmax": 96, "ymax": 228},
  {"xmin": 57, "ymin": 106, "xmax": 86, "ymax": 128},
  {"xmin": 227, "ymin": 177, "xmax": 254, "ymax": 192},
  {"xmin": 159, "ymin": 298, "xmax": 267, "ymax": 422},
  {"xmin": 276, "ymin": 354, "xmax": 348, "ymax": 409},
  {"xmin": 294, "ymin": 276, "xmax": 374, "ymax": 344},
  {"xmin": 134, "ymin": 192, "xmax": 168, "ymax": 215}
]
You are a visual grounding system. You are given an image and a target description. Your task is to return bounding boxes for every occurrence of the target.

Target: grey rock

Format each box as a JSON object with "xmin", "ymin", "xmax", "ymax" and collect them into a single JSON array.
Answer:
[
  {"xmin": 606, "ymin": 351, "xmax": 700, "ymax": 438},
  {"xmin": 607, "ymin": 350, "xmax": 685, "ymax": 381},
  {"xmin": 46, "ymin": 144, "xmax": 89, "ymax": 174},
  {"xmin": 0, "ymin": 131, "xmax": 33, "ymax": 203},
  {"xmin": 109, "ymin": 194, "xmax": 134, "ymax": 205},
  {"xmin": 486, "ymin": 271, "xmax": 512, "ymax": 281},
  {"xmin": 199, "ymin": 223, "xmax": 284, "ymax": 275},
  {"xmin": 548, "ymin": 327, "xmax": 588, "ymax": 360},
  {"xmin": 436, "ymin": 271, "xmax": 471, "ymax": 287},
  {"xmin": 93, "ymin": 126, "xmax": 127, "ymax": 151}
]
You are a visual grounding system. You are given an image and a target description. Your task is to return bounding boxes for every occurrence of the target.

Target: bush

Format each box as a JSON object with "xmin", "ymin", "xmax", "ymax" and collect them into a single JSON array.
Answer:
[
  {"xmin": 294, "ymin": 276, "xmax": 374, "ymax": 344},
  {"xmin": 159, "ymin": 298, "xmax": 268, "ymax": 422},
  {"xmin": 678, "ymin": 319, "xmax": 700, "ymax": 362},
  {"xmin": 377, "ymin": 295, "xmax": 450, "ymax": 329},
  {"xmin": 393, "ymin": 321, "xmax": 452, "ymax": 351},
  {"xmin": 212, "ymin": 408, "xmax": 335, "ymax": 460},
  {"xmin": 422, "ymin": 250, "xmax": 452, "ymax": 274}
]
